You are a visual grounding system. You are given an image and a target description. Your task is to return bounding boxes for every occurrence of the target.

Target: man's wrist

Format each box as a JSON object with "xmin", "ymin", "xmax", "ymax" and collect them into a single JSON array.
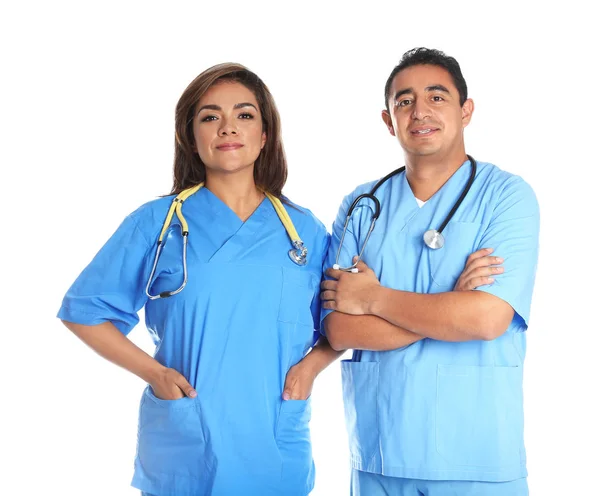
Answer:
[{"xmin": 367, "ymin": 285, "xmax": 387, "ymax": 316}]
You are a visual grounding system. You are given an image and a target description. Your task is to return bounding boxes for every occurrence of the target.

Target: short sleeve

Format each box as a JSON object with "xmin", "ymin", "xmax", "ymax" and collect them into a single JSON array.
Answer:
[
  {"xmin": 475, "ymin": 177, "xmax": 540, "ymax": 329},
  {"xmin": 57, "ymin": 213, "xmax": 153, "ymax": 335},
  {"xmin": 309, "ymin": 231, "xmax": 331, "ymax": 345}
]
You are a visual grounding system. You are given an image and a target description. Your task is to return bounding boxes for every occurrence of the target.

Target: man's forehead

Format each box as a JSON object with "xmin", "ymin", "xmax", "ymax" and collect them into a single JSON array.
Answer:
[{"xmin": 391, "ymin": 65, "xmax": 456, "ymax": 93}]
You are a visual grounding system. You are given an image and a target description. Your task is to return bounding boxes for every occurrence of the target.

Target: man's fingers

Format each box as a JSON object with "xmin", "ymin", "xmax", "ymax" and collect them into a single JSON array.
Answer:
[
  {"xmin": 354, "ymin": 259, "xmax": 370, "ymax": 272},
  {"xmin": 320, "ymin": 290, "xmax": 336, "ymax": 301},
  {"xmin": 325, "ymin": 268, "xmax": 342, "ymax": 280},
  {"xmin": 471, "ymin": 266, "xmax": 504, "ymax": 278},
  {"xmin": 462, "ymin": 255, "xmax": 504, "ymax": 279},
  {"xmin": 466, "ymin": 248, "xmax": 494, "ymax": 265},
  {"xmin": 466, "ymin": 276, "xmax": 495, "ymax": 289},
  {"xmin": 462, "ymin": 261, "xmax": 504, "ymax": 281},
  {"xmin": 321, "ymin": 280, "xmax": 337, "ymax": 291},
  {"xmin": 322, "ymin": 301, "xmax": 336, "ymax": 310}
]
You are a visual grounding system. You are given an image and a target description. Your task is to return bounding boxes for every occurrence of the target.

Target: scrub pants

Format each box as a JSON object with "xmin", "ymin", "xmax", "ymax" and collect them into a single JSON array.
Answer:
[{"xmin": 350, "ymin": 469, "xmax": 529, "ymax": 496}]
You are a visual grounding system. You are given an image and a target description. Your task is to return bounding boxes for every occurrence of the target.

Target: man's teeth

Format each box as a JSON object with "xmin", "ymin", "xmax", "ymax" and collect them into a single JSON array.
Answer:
[{"xmin": 417, "ymin": 129, "xmax": 432, "ymax": 134}]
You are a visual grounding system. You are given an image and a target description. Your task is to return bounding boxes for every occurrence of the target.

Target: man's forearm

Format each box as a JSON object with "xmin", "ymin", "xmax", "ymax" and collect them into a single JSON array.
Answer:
[
  {"xmin": 324, "ymin": 312, "xmax": 423, "ymax": 351},
  {"xmin": 368, "ymin": 287, "xmax": 514, "ymax": 341}
]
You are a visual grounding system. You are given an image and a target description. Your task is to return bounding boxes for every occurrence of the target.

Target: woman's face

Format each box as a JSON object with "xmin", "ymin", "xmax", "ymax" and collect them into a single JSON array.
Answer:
[{"xmin": 192, "ymin": 81, "xmax": 267, "ymax": 177}]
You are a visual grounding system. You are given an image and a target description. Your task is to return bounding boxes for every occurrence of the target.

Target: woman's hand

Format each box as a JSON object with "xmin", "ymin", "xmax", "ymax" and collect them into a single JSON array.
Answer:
[
  {"xmin": 149, "ymin": 367, "xmax": 197, "ymax": 400},
  {"xmin": 282, "ymin": 362, "xmax": 317, "ymax": 401}
]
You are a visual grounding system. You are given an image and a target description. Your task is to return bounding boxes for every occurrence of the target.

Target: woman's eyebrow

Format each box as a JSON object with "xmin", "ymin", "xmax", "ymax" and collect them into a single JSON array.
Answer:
[{"xmin": 197, "ymin": 102, "xmax": 258, "ymax": 114}]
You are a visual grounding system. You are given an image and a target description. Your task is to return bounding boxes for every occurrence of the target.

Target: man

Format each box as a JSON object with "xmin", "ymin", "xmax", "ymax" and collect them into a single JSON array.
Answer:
[{"xmin": 321, "ymin": 48, "xmax": 539, "ymax": 495}]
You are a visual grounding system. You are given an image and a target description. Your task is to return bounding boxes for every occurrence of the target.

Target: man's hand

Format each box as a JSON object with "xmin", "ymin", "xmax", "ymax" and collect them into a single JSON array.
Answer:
[
  {"xmin": 321, "ymin": 257, "xmax": 381, "ymax": 315},
  {"xmin": 454, "ymin": 248, "xmax": 504, "ymax": 291}
]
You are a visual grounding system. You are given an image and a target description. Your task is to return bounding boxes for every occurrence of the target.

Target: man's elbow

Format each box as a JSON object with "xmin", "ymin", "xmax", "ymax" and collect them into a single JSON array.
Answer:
[
  {"xmin": 477, "ymin": 311, "xmax": 514, "ymax": 341},
  {"xmin": 326, "ymin": 329, "xmax": 347, "ymax": 352},
  {"xmin": 323, "ymin": 314, "xmax": 348, "ymax": 351},
  {"xmin": 479, "ymin": 327, "xmax": 505, "ymax": 341}
]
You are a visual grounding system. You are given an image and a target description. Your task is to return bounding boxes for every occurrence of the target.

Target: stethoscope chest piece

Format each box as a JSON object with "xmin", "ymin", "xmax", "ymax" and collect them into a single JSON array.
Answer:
[
  {"xmin": 289, "ymin": 241, "xmax": 308, "ymax": 266},
  {"xmin": 289, "ymin": 249, "xmax": 307, "ymax": 266},
  {"xmin": 145, "ymin": 184, "xmax": 309, "ymax": 299},
  {"xmin": 423, "ymin": 229, "xmax": 445, "ymax": 250}
]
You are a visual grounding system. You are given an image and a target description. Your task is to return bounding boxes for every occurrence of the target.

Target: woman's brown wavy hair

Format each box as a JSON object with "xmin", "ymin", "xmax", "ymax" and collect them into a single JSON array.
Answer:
[{"xmin": 170, "ymin": 63, "xmax": 287, "ymax": 198}]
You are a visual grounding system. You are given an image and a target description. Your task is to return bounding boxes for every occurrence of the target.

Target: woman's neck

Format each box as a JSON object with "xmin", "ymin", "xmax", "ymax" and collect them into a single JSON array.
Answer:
[{"xmin": 205, "ymin": 170, "xmax": 264, "ymax": 222}]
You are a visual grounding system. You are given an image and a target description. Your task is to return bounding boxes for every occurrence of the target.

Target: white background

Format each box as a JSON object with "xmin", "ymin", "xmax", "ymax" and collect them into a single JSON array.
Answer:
[{"xmin": 1, "ymin": 1, "xmax": 598, "ymax": 494}]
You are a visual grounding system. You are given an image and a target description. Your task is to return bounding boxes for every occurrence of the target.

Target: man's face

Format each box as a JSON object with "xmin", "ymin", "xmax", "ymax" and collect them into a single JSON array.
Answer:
[{"xmin": 382, "ymin": 64, "xmax": 473, "ymax": 159}]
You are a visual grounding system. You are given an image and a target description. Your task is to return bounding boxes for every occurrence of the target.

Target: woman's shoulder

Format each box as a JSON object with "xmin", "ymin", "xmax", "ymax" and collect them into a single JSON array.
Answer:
[
  {"xmin": 124, "ymin": 195, "xmax": 176, "ymax": 238},
  {"xmin": 282, "ymin": 197, "xmax": 328, "ymax": 238}
]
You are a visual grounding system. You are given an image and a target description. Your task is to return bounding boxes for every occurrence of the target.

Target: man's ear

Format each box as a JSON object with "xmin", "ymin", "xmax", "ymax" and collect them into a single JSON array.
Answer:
[
  {"xmin": 382, "ymin": 110, "xmax": 396, "ymax": 136},
  {"xmin": 461, "ymin": 98, "xmax": 474, "ymax": 128}
]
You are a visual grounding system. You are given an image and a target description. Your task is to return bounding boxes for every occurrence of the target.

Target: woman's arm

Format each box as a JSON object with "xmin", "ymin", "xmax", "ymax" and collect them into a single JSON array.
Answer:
[
  {"xmin": 62, "ymin": 320, "xmax": 196, "ymax": 400},
  {"xmin": 282, "ymin": 336, "xmax": 344, "ymax": 400}
]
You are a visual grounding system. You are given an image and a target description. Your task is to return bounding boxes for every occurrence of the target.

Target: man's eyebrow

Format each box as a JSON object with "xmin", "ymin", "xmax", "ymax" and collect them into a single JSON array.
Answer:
[
  {"xmin": 425, "ymin": 84, "xmax": 451, "ymax": 94},
  {"xmin": 393, "ymin": 87, "xmax": 413, "ymax": 101},
  {"xmin": 393, "ymin": 84, "xmax": 451, "ymax": 102}
]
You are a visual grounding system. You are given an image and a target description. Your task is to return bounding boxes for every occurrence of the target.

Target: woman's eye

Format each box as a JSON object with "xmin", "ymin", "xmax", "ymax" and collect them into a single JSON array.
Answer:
[
  {"xmin": 201, "ymin": 115, "xmax": 217, "ymax": 122},
  {"xmin": 239, "ymin": 113, "xmax": 254, "ymax": 119}
]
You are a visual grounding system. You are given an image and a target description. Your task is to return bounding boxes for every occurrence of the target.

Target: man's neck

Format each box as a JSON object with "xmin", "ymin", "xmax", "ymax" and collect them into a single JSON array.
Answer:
[{"xmin": 404, "ymin": 150, "xmax": 468, "ymax": 201}]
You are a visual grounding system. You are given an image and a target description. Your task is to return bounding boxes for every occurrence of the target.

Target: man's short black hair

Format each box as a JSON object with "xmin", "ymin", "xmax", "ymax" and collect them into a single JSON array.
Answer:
[{"xmin": 384, "ymin": 48, "xmax": 468, "ymax": 110}]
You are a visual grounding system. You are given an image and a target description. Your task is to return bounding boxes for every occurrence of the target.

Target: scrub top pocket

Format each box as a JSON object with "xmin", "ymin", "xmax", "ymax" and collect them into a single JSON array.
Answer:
[
  {"xmin": 278, "ymin": 268, "xmax": 317, "ymax": 325},
  {"xmin": 341, "ymin": 360, "xmax": 380, "ymax": 471},
  {"xmin": 436, "ymin": 364, "xmax": 524, "ymax": 469},
  {"xmin": 428, "ymin": 222, "xmax": 481, "ymax": 290},
  {"xmin": 136, "ymin": 387, "xmax": 216, "ymax": 485}
]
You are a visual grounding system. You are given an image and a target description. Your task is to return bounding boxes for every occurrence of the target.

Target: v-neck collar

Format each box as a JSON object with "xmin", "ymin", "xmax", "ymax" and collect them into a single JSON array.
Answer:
[
  {"xmin": 382, "ymin": 158, "xmax": 472, "ymax": 233},
  {"xmin": 193, "ymin": 187, "xmax": 276, "ymax": 264},
  {"xmin": 404, "ymin": 158, "xmax": 473, "ymax": 232},
  {"xmin": 201, "ymin": 186, "xmax": 270, "ymax": 227}
]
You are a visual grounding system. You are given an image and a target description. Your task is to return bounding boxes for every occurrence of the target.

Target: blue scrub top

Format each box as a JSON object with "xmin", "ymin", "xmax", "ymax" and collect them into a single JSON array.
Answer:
[
  {"xmin": 321, "ymin": 159, "xmax": 539, "ymax": 482},
  {"xmin": 58, "ymin": 188, "xmax": 330, "ymax": 496}
]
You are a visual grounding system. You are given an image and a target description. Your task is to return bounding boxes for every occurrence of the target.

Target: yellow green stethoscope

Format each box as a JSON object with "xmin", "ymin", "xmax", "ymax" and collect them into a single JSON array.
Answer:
[{"xmin": 145, "ymin": 183, "xmax": 307, "ymax": 300}]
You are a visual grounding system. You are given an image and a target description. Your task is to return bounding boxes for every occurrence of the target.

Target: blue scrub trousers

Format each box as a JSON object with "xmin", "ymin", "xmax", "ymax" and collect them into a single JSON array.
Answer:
[{"xmin": 350, "ymin": 469, "xmax": 528, "ymax": 496}]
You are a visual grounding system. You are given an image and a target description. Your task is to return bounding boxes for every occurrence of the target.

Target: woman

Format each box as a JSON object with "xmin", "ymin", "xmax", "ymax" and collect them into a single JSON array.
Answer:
[{"xmin": 57, "ymin": 63, "xmax": 341, "ymax": 496}]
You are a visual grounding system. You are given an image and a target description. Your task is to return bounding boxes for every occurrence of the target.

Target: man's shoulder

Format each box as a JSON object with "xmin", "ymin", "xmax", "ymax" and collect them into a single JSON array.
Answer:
[{"xmin": 477, "ymin": 160, "xmax": 538, "ymax": 213}]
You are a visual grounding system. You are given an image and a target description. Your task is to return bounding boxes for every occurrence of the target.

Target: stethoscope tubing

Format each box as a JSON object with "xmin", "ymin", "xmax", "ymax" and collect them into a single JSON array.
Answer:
[{"xmin": 335, "ymin": 156, "xmax": 477, "ymax": 272}]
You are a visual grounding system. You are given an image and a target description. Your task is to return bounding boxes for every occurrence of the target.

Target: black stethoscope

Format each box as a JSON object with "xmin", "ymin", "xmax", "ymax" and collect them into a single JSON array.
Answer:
[{"xmin": 333, "ymin": 155, "xmax": 477, "ymax": 272}]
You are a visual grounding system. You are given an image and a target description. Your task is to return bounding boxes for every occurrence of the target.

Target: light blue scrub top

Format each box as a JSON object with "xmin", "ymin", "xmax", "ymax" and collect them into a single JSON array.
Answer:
[
  {"xmin": 58, "ymin": 188, "xmax": 330, "ymax": 496},
  {"xmin": 322, "ymin": 159, "xmax": 539, "ymax": 482}
]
